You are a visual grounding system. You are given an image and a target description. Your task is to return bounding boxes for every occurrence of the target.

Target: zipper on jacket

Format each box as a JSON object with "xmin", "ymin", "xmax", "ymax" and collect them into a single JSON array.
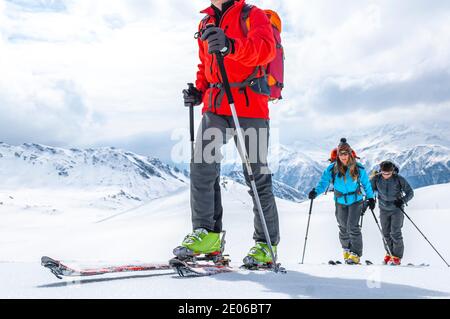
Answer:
[{"xmin": 219, "ymin": 4, "xmax": 236, "ymax": 28}]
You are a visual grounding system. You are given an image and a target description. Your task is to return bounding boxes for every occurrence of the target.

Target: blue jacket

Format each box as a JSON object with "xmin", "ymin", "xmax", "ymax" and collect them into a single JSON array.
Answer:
[{"xmin": 315, "ymin": 163, "xmax": 375, "ymax": 206}]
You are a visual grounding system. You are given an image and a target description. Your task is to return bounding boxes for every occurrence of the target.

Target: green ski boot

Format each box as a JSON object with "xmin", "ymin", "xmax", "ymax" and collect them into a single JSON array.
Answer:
[
  {"xmin": 173, "ymin": 228, "xmax": 227, "ymax": 264},
  {"xmin": 243, "ymin": 242, "xmax": 277, "ymax": 268}
]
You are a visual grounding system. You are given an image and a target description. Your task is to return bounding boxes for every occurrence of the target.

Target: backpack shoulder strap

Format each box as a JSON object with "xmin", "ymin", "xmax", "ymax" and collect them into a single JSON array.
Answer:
[
  {"xmin": 195, "ymin": 15, "xmax": 212, "ymax": 39},
  {"xmin": 200, "ymin": 14, "xmax": 211, "ymax": 29},
  {"xmin": 370, "ymin": 173, "xmax": 380, "ymax": 192},
  {"xmin": 331, "ymin": 163, "xmax": 337, "ymax": 185},
  {"xmin": 395, "ymin": 174, "xmax": 404, "ymax": 194},
  {"xmin": 240, "ymin": 4, "xmax": 254, "ymax": 36},
  {"xmin": 375, "ymin": 173, "xmax": 382, "ymax": 188},
  {"xmin": 355, "ymin": 163, "xmax": 363, "ymax": 190}
]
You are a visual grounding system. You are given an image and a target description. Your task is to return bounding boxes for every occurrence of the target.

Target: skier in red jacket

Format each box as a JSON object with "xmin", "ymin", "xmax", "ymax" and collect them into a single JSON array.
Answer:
[{"xmin": 175, "ymin": 0, "xmax": 280, "ymax": 267}]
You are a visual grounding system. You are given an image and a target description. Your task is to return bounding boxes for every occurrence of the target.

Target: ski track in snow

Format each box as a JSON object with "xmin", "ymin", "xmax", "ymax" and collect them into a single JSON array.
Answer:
[{"xmin": 1, "ymin": 181, "xmax": 450, "ymax": 299}]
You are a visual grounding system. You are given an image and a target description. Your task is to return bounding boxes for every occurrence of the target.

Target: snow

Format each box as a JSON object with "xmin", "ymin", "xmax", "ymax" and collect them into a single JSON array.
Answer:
[{"xmin": 1, "ymin": 178, "xmax": 449, "ymax": 299}]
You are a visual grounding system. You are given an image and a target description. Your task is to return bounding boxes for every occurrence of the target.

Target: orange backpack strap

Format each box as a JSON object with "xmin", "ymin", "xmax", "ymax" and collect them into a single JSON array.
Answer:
[{"xmin": 265, "ymin": 10, "xmax": 282, "ymax": 33}]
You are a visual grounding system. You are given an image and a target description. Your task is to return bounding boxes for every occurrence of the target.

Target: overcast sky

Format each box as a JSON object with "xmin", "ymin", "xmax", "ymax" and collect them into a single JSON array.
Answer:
[{"xmin": 1, "ymin": 0, "xmax": 450, "ymax": 162}]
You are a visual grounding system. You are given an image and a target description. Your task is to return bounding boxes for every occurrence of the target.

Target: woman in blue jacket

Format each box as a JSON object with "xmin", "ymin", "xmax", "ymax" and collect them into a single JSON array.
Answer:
[{"xmin": 308, "ymin": 139, "xmax": 376, "ymax": 264}]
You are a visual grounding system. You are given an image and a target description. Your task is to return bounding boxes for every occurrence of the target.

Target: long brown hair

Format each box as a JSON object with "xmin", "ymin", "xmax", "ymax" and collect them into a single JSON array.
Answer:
[{"xmin": 334, "ymin": 155, "xmax": 359, "ymax": 181}]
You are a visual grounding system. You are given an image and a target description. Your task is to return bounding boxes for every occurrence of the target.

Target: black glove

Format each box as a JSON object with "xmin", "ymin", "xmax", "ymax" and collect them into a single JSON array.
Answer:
[
  {"xmin": 182, "ymin": 84, "xmax": 203, "ymax": 107},
  {"xmin": 308, "ymin": 189, "xmax": 317, "ymax": 200},
  {"xmin": 394, "ymin": 198, "xmax": 404, "ymax": 208},
  {"xmin": 361, "ymin": 200, "xmax": 369, "ymax": 214},
  {"xmin": 367, "ymin": 198, "xmax": 376, "ymax": 210},
  {"xmin": 200, "ymin": 26, "xmax": 230, "ymax": 55}
]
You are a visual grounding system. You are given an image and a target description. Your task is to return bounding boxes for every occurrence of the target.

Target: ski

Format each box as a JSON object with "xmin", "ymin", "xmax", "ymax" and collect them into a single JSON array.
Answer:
[
  {"xmin": 366, "ymin": 260, "xmax": 430, "ymax": 267},
  {"xmin": 168, "ymin": 259, "xmax": 286, "ymax": 277},
  {"xmin": 170, "ymin": 230, "xmax": 237, "ymax": 277},
  {"xmin": 169, "ymin": 258, "xmax": 234, "ymax": 277},
  {"xmin": 327, "ymin": 259, "xmax": 369, "ymax": 266},
  {"xmin": 41, "ymin": 256, "xmax": 173, "ymax": 279},
  {"xmin": 241, "ymin": 255, "xmax": 287, "ymax": 273},
  {"xmin": 240, "ymin": 263, "xmax": 287, "ymax": 273},
  {"xmin": 327, "ymin": 259, "xmax": 429, "ymax": 268}
]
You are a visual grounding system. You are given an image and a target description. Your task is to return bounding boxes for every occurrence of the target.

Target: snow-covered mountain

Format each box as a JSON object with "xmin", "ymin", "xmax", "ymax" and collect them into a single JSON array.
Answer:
[
  {"xmin": 348, "ymin": 124, "xmax": 450, "ymax": 188},
  {"xmin": 0, "ymin": 142, "xmax": 189, "ymax": 204},
  {"xmin": 224, "ymin": 170, "xmax": 304, "ymax": 202},
  {"xmin": 1, "ymin": 122, "xmax": 449, "ymax": 204}
]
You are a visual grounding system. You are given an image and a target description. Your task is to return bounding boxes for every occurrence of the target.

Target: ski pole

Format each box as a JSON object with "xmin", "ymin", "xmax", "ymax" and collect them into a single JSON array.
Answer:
[
  {"xmin": 399, "ymin": 207, "xmax": 449, "ymax": 267},
  {"xmin": 370, "ymin": 208, "xmax": 394, "ymax": 257},
  {"xmin": 213, "ymin": 53, "xmax": 280, "ymax": 273},
  {"xmin": 186, "ymin": 83, "xmax": 195, "ymax": 160},
  {"xmin": 301, "ymin": 197, "xmax": 314, "ymax": 264}
]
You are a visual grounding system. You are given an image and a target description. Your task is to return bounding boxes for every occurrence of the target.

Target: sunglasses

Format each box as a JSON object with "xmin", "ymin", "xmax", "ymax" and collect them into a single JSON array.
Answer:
[
  {"xmin": 338, "ymin": 151, "xmax": 350, "ymax": 156},
  {"xmin": 381, "ymin": 171, "xmax": 393, "ymax": 175}
]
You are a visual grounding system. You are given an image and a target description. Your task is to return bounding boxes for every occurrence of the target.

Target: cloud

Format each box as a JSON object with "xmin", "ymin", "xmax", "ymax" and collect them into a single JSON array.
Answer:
[
  {"xmin": 5, "ymin": 0, "xmax": 67, "ymax": 13},
  {"xmin": 0, "ymin": 76, "xmax": 96, "ymax": 146},
  {"xmin": 0, "ymin": 0, "xmax": 450, "ymax": 158},
  {"xmin": 316, "ymin": 69, "xmax": 450, "ymax": 112}
]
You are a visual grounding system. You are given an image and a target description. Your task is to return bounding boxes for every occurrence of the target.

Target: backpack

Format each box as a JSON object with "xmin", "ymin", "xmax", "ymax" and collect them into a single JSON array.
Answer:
[{"xmin": 240, "ymin": 5, "xmax": 284, "ymax": 101}]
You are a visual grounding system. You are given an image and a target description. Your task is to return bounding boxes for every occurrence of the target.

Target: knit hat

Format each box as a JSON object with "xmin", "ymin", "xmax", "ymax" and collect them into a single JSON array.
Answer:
[
  {"xmin": 329, "ymin": 138, "xmax": 359, "ymax": 162},
  {"xmin": 337, "ymin": 138, "xmax": 353, "ymax": 153}
]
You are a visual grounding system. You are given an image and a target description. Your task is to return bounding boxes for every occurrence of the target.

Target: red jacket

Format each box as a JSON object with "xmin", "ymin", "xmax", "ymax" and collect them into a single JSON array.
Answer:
[{"xmin": 195, "ymin": 0, "xmax": 276, "ymax": 119}]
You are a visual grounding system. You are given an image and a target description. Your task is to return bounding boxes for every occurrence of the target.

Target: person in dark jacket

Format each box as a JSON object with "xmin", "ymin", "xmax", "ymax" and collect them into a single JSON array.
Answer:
[{"xmin": 371, "ymin": 161, "xmax": 414, "ymax": 265}]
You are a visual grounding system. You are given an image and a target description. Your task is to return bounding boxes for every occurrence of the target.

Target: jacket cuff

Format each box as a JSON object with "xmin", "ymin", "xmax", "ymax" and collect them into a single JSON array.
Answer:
[{"xmin": 225, "ymin": 37, "xmax": 242, "ymax": 59}]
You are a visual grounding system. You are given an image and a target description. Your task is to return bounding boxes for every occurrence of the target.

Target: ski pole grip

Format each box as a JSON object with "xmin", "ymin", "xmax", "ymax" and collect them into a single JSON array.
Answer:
[{"xmin": 187, "ymin": 83, "xmax": 195, "ymax": 142}]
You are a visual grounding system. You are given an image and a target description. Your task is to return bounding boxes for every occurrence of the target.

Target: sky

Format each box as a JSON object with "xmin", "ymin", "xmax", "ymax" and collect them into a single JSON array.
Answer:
[{"xmin": 1, "ymin": 0, "xmax": 450, "ymax": 162}]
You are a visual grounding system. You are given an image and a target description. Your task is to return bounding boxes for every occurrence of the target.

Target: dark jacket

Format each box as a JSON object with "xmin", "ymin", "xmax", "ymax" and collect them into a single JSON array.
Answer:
[{"xmin": 371, "ymin": 174, "xmax": 414, "ymax": 212}]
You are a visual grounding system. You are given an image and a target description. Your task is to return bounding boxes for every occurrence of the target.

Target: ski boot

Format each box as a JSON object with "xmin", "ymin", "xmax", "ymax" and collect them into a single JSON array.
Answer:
[
  {"xmin": 391, "ymin": 256, "xmax": 401, "ymax": 266},
  {"xmin": 172, "ymin": 229, "xmax": 229, "ymax": 266},
  {"xmin": 345, "ymin": 252, "xmax": 361, "ymax": 265},
  {"xmin": 383, "ymin": 254, "xmax": 392, "ymax": 265},
  {"xmin": 242, "ymin": 242, "xmax": 277, "ymax": 269},
  {"xmin": 343, "ymin": 249, "xmax": 351, "ymax": 263}
]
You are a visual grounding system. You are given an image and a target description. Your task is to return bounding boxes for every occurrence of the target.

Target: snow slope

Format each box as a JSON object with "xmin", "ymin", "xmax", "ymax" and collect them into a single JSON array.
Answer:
[{"xmin": 0, "ymin": 179, "xmax": 449, "ymax": 299}]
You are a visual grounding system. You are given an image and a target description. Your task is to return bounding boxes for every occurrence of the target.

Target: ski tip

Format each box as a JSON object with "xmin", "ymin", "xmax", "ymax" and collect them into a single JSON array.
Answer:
[
  {"xmin": 41, "ymin": 256, "xmax": 60, "ymax": 267},
  {"xmin": 41, "ymin": 256, "xmax": 54, "ymax": 265},
  {"xmin": 41, "ymin": 256, "xmax": 67, "ymax": 280}
]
